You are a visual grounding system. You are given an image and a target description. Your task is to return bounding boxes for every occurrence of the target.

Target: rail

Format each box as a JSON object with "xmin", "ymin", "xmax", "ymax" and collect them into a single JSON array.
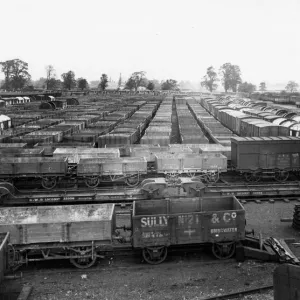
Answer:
[{"xmin": 199, "ymin": 284, "xmax": 273, "ymax": 300}]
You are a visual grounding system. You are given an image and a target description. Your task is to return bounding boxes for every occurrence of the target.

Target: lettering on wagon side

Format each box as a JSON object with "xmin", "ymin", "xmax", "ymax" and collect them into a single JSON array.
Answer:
[
  {"xmin": 141, "ymin": 216, "xmax": 169, "ymax": 228},
  {"xmin": 211, "ymin": 212, "xmax": 237, "ymax": 224},
  {"xmin": 211, "ymin": 227, "xmax": 238, "ymax": 234}
]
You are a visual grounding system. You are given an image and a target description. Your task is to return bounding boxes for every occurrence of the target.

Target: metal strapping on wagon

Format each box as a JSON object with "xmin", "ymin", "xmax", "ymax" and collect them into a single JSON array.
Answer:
[{"xmin": 0, "ymin": 232, "xmax": 10, "ymax": 282}]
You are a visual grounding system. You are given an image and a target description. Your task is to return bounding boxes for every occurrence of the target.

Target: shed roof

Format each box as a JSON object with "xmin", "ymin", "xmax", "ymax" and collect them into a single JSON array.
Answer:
[{"xmin": 0, "ymin": 115, "xmax": 11, "ymax": 122}]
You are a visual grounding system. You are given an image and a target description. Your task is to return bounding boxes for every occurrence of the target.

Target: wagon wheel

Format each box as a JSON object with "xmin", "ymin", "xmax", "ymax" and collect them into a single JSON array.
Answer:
[
  {"xmin": 274, "ymin": 170, "xmax": 289, "ymax": 182},
  {"xmin": 142, "ymin": 246, "xmax": 168, "ymax": 265},
  {"xmin": 69, "ymin": 247, "xmax": 97, "ymax": 269},
  {"xmin": 125, "ymin": 174, "xmax": 140, "ymax": 187},
  {"xmin": 41, "ymin": 177, "xmax": 57, "ymax": 189},
  {"xmin": 7, "ymin": 244, "xmax": 22, "ymax": 271},
  {"xmin": 244, "ymin": 172, "xmax": 261, "ymax": 183},
  {"xmin": 84, "ymin": 176, "xmax": 100, "ymax": 188},
  {"xmin": 212, "ymin": 242, "xmax": 236, "ymax": 260},
  {"xmin": 206, "ymin": 172, "xmax": 219, "ymax": 183}
]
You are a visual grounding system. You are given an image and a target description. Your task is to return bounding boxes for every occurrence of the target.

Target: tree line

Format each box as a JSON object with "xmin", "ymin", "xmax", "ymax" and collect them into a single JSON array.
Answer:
[
  {"xmin": 200, "ymin": 63, "xmax": 299, "ymax": 94},
  {"xmin": 1, "ymin": 58, "xmax": 298, "ymax": 93},
  {"xmin": 0, "ymin": 59, "xmax": 90, "ymax": 91},
  {"xmin": 0, "ymin": 59, "xmax": 180, "ymax": 92},
  {"xmin": 123, "ymin": 71, "xmax": 179, "ymax": 91}
]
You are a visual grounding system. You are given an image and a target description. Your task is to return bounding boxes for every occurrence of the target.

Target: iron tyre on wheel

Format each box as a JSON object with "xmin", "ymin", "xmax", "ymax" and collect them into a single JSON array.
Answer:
[
  {"xmin": 274, "ymin": 170, "xmax": 289, "ymax": 182},
  {"xmin": 84, "ymin": 176, "xmax": 100, "ymax": 188},
  {"xmin": 41, "ymin": 177, "xmax": 57, "ymax": 189},
  {"xmin": 142, "ymin": 246, "xmax": 168, "ymax": 265},
  {"xmin": 125, "ymin": 174, "xmax": 140, "ymax": 187},
  {"xmin": 212, "ymin": 242, "xmax": 236, "ymax": 260},
  {"xmin": 69, "ymin": 247, "xmax": 97, "ymax": 269}
]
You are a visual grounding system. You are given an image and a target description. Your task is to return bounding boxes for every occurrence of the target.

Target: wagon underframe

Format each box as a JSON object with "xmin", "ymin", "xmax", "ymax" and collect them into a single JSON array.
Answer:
[{"xmin": 238, "ymin": 168, "xmax": 295, "ymax": 182}]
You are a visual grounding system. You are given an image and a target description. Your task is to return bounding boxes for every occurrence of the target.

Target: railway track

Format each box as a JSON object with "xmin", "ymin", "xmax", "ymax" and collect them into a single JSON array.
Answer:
[
  {"xmin": 18, "ymin": 256, "xmax": 236, "ymax": 276},
  {"xmin": 200, "ymin": 284, "xmax": 273, "ymax": 300},
  {"xmin": 1, "ymin": 180, "xmax": 300, "ymax": 205},
  {"xmin": 238, "ymin": 195, "xmax": 300, "ymax": 204}
]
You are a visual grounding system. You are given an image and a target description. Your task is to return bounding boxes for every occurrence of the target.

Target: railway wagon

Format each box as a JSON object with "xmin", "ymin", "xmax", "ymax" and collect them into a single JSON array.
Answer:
[
  {"xmin": 1, "ymin": 197, "xmax": 246, "ymax": 269},
  {"xmin": 0, "ymin": 157, "xmax": 68, "ymax": 189},
  {"xmin": 154, "ymin": 153, "xmax": 227, "ymax": 183},
  {"xmin": 231, "ymin": 136, "xmax": 300, "ymax": 182},
  {"xmin": 77, "ymin": 157, "xmax": 148, "ymax": 187},
  {"xmin": 0, "ymin": 204, "xmax": 115, "ymax": 269},
  {"xmin": 53, "ymin": 148, "xmax": 120, "ymax": 164},
  {"xmin": 0, "ymin": 148, "xmax": 44, "ymax": 157},
  {"xmin": 132, "ymin": 196, "xmax": 245, "ymax": 264}
]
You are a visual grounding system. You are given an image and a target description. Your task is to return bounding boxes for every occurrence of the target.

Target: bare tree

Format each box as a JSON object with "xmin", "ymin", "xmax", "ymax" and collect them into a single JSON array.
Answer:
[
  {"xmin": 45, "ymin": 65, "xmax": 56, "ymax": 90},
  {"xmin": 285, "ymin": 81, "xmax": 299, "ymax": 93}
]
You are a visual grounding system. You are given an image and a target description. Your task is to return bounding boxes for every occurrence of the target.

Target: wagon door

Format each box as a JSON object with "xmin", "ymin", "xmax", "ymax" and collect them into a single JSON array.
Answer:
[
  {"xmin": 173, "ymin": 213, "xmax": 203, "ymax": 245},
  {"xmin": 259, "ymin": 153, "xmax": 276, "ymax": 169}
]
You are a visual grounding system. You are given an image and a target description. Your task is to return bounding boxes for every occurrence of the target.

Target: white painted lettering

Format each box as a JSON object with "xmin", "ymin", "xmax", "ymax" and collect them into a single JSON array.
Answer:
[
  {"xmin": 141, "ymin": 216, "xmax": 169, "ymax": 228},
  {"xmin": 210, "ymin": 227, "xmax": 237, "ymax": 234},
  {"xmin": 223, "ymin": 212, "xmax": 231, "ymax": 223},
  {"xmin": 141, "ymin": 217, "xmax": 148, "ymax": 227},
  {"xmin": 211, "ymin": 213, "xmax": 220, "ymax": 224}
]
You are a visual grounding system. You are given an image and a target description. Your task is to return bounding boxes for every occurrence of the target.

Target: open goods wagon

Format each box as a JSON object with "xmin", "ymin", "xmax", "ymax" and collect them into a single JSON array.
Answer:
[
  {"xmin": 0, "ymin": 157, "xmax": 68, "ymax": 189},
  {"xmin": 0, "ymin": 148, "xmax": 44, "ymax": 157},
  {"xmin": 1, "ymin": 197, "xmax": 246, "ymax": 269},
  {"xmin": 77, "ymin": 157, "xmax": 148, "ymax": 187},
  {"xmin": 154, "ymin": 153, "xmax": 227, "ymax": 183},
  {"xmin": 231, "ymin": 136, "xmax": 300, "ymax": 182},
  {"xmin": 0, "ymin": 204, "xmax": 115, "ymax": 269},
  {"xmin": 132, "ymin": 196, "xmax": 245, "ymax": 264},
  {"xmin": 53, "ymin": 148, "xmax": 120, "ymax": 164}
]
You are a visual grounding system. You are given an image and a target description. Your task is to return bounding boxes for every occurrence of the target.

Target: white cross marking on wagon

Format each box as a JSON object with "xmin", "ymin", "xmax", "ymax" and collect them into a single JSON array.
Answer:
[{"xmin": 184, "ymin": 227, "xmax": 195, "ymax": 238}]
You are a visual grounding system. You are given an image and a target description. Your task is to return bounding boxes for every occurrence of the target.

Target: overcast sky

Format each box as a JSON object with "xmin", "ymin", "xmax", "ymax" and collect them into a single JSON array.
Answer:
[{"xmin": 0, "ymin": 0, "xmax": 299, "ymax": 86}]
